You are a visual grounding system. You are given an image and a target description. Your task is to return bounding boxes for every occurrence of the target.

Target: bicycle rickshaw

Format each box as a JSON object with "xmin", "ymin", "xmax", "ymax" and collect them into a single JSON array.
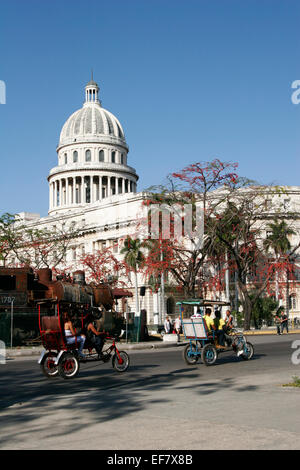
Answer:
[
  {"xmin": 38, "ymin": 302, "xmax": 130, "ymax": 379},
  {"xmin": 179, "ymin": 299, "xmax": 254, "ymax": 366}
]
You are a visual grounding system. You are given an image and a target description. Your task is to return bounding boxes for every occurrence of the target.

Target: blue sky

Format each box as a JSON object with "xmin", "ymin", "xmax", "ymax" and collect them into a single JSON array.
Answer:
[{"xmin": 1, "ymin": 0, "xmax": 299, "ymax": 217}]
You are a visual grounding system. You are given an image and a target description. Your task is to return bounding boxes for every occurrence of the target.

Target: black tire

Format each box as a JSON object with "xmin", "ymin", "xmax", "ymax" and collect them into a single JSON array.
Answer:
[
  {"xmin": 183, "ymin": 343, "xmax": 199, "ymax": 365},
  {"xmin": 112, "ymin": 351, "xmax": 130, "ymax": 373},
  {"xmin": 58, "ymin": 352, "xmax": 80, "ymax": 379},
  {"xmin": 201, "ymin": 344, "xmax": 217, "ymax": 366},
  {"xmin": 241, "ymin": 341, "xmax": 254, "ymax": 360},
  {"xmin": 40, "ymin": 352, "xmax": 59, "ymax": 378}
]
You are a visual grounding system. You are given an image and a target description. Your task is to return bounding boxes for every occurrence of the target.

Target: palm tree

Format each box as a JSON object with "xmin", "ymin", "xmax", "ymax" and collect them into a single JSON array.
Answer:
[
  {"xmin": 120, "ymin": 237, "xmax": 146, "ymax": 316},
  {"xmin": 264, "ymin": 219, "xmax": 296, "ymax": 301}
]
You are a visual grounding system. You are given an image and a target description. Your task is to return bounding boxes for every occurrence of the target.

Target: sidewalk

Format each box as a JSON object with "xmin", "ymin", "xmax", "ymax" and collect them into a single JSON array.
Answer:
[{"xmin": 5, "ymin": 328, "xmax": 300, "ymax": 358}]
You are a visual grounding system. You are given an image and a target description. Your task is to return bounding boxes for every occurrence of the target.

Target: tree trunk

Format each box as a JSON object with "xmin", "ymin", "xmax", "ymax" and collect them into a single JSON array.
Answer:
[
  {"xmin": 238, "ymin": 281, "xmax": 253, "ymax": 330},
  {"xmin": 134, "ymin": 268, "xmax": 140, "ymax": 316}
]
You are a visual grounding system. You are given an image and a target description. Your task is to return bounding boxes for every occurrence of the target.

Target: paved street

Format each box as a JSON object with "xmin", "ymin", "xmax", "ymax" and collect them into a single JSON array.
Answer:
[{"xmin": 1, "ymin": 334, "xmax": 300, "ymax": 450}]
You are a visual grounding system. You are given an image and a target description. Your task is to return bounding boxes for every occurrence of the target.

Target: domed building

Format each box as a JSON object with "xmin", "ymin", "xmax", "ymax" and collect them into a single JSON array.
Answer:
[
  {"xmin": 16, "ymin": 78, "xmax": 165, "ymax": 325},
  {"xmin": 48, "ymin": 79, "xmax": 138, "ymax": 215},
  {"xmin": 11, "ymin": 78, "xmax": 300, "ymax": 329}
]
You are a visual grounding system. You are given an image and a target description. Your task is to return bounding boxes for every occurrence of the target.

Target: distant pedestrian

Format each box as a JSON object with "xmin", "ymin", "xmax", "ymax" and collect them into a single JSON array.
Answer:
[
  {"xmin": 174, "ymin": 316, "xmax": 181, "ymax": 335},
  {"xmin": 281, "ymin": 312, "xmax": 289, "ymax": 334},
  {"xmin": 274, "ymin": 311, "xmax": 282, "ymax": 335},
  {"xmin": 164, "ymin": 316, "xmax": 171, "ymax": 334}
]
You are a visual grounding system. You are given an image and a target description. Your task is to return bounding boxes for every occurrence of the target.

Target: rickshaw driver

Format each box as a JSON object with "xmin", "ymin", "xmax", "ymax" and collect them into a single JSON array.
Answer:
[
  {"xmin": 223, "ymin": 310, "xmax": 234, "ymax": 346},
  {"xmin": 86, "ymin": 314, "xmax": 106, "ymax": 359}
]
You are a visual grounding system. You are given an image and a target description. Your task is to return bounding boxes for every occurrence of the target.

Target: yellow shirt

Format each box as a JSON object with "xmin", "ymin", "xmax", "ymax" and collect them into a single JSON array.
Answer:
[
  {"xmin": 218, "ymin": 318, "xmax": 225, "ymax": 330},
  {"xmin": 204, "ymin": 315, "xmax": 214, "ymax": 331}
]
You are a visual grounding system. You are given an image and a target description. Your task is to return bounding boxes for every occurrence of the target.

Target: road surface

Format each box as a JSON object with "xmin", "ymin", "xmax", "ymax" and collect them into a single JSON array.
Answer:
[{"xmin": 0, "ymin": 334, "xmax": 300, "ymax": 450}]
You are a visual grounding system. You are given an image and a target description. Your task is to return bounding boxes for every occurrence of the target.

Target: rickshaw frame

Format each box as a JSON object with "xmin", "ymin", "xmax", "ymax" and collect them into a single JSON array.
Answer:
[
  {"xmin": 37, "ymin": 301, "xmax": 130, "ymax": 378},
  {"xmin": 177, "ymin": 299, "xmax": 254, "ymax": 365}
]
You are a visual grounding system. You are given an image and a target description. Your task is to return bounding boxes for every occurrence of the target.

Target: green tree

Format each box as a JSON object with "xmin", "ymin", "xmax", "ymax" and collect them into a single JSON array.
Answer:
[
  {"xmin": 0, "ymin": 213, "xmax": 23, "ymax": 266},
  {"xmin": 263, "ymin": 219, "xmax": 296, "ymax": 300},
  {"xmin": 249, "ymin": 293, "xmax": 279, "ymax": 329},
  {"xmin": 120, "ymin": 236, "xmax": 147, "ymax": 316}
]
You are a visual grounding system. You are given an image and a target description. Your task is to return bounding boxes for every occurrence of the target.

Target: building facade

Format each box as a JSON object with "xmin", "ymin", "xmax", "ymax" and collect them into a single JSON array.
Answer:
[{"xmin": 13, "ymin": 79, "xmax": 300, "ymax": 326}]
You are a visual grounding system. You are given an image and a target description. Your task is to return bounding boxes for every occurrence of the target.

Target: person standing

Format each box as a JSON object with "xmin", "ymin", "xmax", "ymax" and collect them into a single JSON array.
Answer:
[
  {"xmin": 164, "ymin": 316, "xmax": 171, "ymax": 334},
  {"xmin": 281, "ymin": 312, "xmax": 289, "ymax": 334},
  {"xmin": 274, "ymin": 311, "xmax": 282, "ymax": 335},
  {"xmin": 174, "ymin": 316, "xmax": 181, "ymax": 335}
]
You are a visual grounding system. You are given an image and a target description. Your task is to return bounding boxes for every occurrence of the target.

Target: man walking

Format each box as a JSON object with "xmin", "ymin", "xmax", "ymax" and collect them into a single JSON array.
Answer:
[{"xmin": 274, "ymin": 312, "xmax": 282, "ymax": 335}]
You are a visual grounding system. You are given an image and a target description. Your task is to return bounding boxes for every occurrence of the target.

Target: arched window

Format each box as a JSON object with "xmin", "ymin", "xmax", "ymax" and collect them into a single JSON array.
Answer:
[
  {"xmin": 64, "ymin": 153, "xmax": 68, "ymax": 164},
  {"xmin": 111, "ymin": 151, "xmax": 116, "ymax": 163},
  {"xmin": 85, "ymin": 149, "xmax": 91, "ymax": 162},
  {"xmin": 73, "ymin": 150, "xmax": 78, "ymax": 163},
  {"xmin": 120, "ymin": 153, "xmax": 124, "ymax": 164},
  {"xmin": 99, "ymin": 150, "xmax": 104, "ymax": 162}
]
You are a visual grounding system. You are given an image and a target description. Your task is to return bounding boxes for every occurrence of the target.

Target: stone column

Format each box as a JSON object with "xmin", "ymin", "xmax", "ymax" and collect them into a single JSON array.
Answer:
[
  {"xmin": 55, "ymin": 181, "xmax": 58, "ymax": 207},
  {"xmin": 99, "ymin": 176, "xmax": 102, "ymax": 200},
  {"xmin": 122, "ymin": 178, "xmax": 125, "ymax": 194},
  {"xmin": 107, "ymin": 176, "xmax": 111, "ymax": 197},
  {"xmin": 92, "ymin": 176, "xmax": 96, "ymax": 203},
  {"xmin": 72, "ymin": 177, "xmax": 76, "ymax": 204},
  {"xmin": 49, "ymin": 182, "xmax": 53, "ymax": 210},
  {"xmin": 59, "ymin": 179, "xmax": 62, "ymax": 206},
  {"xmin": 67, "ymin": 179, "xmax": 70, "ymax": 206},
  {"xmin": 81, "ymin": 176, "xmax": 84, "ymax": 204}
]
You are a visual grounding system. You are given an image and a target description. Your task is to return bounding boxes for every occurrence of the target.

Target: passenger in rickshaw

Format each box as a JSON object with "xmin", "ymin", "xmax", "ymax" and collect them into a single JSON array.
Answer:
[
  {"xmin": 212, "ymin": 310, "xmax": 225, "ymax": 347},
  {"xmin": 63, "ymin": 311, "xmax": 86, "ymax": 359},
  {"xmin": 203, "ymin": 308, "xmax": 214, "ymax": 332},
  {"xmin": 86, "ymin": 314, "xmax": 106, "ymax": 358}
]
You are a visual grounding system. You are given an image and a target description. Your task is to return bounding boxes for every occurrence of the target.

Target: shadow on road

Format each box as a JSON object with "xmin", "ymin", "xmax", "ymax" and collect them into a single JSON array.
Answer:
[{"xmin": 0, "ymin": 353, "xmax": 261, "ymax": 446}]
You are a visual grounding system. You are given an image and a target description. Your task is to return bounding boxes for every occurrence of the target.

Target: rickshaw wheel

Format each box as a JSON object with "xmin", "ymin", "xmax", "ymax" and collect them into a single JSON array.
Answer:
[
  {"xmin": 112, "ymin": 351, "xmax": 130, "ymax": 372},
  {"xmin": 241, "ymin": 341, "xmax": 254, "ymax": 360},
  {"xmin": 40, "ymin": 352, "xmax": 59, "ymax": 378},
  {"xmin": 58, "ymin": 352, "xmax": 80, "ymax": 379},
  {"xmin": 201, "ymin": 344, "xmax": 217, "ymax": 366},
  {"xmin": 183, "ymin": 343, "xmax": 199, "ymax": 365}
]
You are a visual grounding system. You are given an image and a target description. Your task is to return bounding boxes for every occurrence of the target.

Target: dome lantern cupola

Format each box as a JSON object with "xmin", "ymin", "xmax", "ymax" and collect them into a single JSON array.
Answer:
[{"xmin": 84, "ymin": 74, "xmax": 100, "ymax": 106}]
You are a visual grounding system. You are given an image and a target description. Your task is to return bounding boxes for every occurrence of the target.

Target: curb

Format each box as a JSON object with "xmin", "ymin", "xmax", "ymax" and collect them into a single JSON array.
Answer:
[
  {"xmin": 243, "ymin": 329, "xmax": 300, "ymax": 336},
  {"xmin": 5, "ymin": 340, "xmax": 184, "ymax": 358}
]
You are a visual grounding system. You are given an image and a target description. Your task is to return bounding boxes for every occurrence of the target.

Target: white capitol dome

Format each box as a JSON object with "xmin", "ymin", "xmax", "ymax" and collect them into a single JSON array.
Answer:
[
  {"xmin": 58, "ymin": 80, "xmax": 127, "ymax": 148},
  {"xmin": 48, "ymin": 79, "xmax": 138, "ymax": 216}
]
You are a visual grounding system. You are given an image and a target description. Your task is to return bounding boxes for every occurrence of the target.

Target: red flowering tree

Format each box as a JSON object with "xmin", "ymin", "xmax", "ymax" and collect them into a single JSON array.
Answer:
[
  {"xmin": 205, "ymin": 190, "xmax": 300, "ymax": 329},
  {"xmin": 80, "ymin": 247, "xmax": 128, "ymax": 287},
  {"xmin": 142, "ymin": 159, "xmax": 242, "ymax": 299},
  {"xmin": 142, "ymin": 160, "xmax": 300, "ymax": 329}
]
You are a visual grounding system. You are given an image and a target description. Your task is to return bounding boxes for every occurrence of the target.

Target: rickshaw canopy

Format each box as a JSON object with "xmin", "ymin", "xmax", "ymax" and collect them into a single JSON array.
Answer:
[{"xmin": 176, "ymin": 299, "xmax": 230, "ymax": 307}]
